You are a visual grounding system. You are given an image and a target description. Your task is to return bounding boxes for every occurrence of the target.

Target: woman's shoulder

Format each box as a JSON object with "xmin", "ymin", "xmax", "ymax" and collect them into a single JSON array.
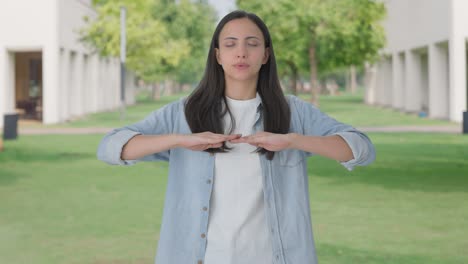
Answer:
[
  {"xmin": 284, "ymin": 94, "xmax": 317, "ymax": 112},
  {"xmin": 156, "ymin": 97, "xmax": 188, "ymax": 113}
]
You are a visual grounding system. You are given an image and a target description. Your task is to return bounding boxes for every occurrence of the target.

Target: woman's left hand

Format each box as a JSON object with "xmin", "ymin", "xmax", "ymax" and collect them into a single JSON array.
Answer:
[{"xmin": 229, "ymin": 132, "xmax": 292, "ymax": 151}]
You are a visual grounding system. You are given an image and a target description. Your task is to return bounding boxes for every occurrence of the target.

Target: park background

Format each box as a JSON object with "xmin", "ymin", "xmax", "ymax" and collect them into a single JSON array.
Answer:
[{"xmin": 1, "ymin": 0, "xmax": 467, "ymax": 263}]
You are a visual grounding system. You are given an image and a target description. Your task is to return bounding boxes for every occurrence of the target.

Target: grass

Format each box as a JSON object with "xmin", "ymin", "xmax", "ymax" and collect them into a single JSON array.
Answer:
[
  {"xmin": 1, "ymin": 92, "xmax": 467, "ymax": 263},
  {"xmin": 297, "ymin": 92, "xmax": 458, "ymax": 127}
]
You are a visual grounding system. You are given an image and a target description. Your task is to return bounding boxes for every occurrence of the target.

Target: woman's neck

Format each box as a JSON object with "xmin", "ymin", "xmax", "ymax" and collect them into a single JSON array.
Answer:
[{"xmin": 224, "ymin": 78, "xmax": 257, "ymax": 100}]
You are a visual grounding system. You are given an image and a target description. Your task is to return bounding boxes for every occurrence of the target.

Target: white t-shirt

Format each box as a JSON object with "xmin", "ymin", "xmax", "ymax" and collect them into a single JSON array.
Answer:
[{"xmin": 204, "ymin": 93, "xmax": 272, "ymax": 264}]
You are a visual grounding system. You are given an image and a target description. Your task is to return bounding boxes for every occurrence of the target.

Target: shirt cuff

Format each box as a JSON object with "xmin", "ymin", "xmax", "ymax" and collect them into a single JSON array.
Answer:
[
  {"xmin": 108, "ymin": 130, "xmax": 142, "ymax": 165},
  {"xmin": 334, "ymin": 131, "xmax": 369, "ymax": 171}
]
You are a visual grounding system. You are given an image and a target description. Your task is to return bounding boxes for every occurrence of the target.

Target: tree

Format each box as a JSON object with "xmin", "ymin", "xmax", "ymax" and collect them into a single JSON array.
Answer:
[
  {"xmin": 152, "ymin": 0, "xmax": 217, "ymax": 87},
  {"xmin": 81, "ymin": 0, "xmax": 216, "ymax": 98},
  {"xmin": 237, "ymin": 0, "xmax": 386, "ymax": 104},
  {"xmin": 238, "ymin": 0, "xmax": 308, "ymax": 95}
]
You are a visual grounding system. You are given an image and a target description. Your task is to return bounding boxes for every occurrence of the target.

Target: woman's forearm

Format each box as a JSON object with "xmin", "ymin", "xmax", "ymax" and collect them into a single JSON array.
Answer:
[
  {"xmin": 121, "ymin": 134, "xmax": 180, "ymax": 160},
  {"xmin": 288, "ymin": 133, "xmax": 354, "ymax": 162}
]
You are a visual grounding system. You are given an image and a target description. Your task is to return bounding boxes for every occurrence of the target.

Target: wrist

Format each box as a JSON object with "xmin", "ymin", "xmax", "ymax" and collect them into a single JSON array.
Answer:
[
  {"xmin": 287, "ymin": 133, "xmax": 301, "ymax": 149},
  {"xmin": 170, "ymin": 134, "xmax": 184, "ymax": 148}
]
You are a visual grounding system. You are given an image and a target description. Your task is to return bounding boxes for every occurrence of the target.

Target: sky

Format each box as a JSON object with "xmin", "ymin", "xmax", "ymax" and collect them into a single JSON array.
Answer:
[{"xmin": 207, "ymin": 0, "xmax": 237, "ymax": 19}]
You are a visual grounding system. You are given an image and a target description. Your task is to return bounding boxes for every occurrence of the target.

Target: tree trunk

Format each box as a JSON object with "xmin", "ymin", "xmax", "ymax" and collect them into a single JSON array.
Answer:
[
  {"xmin": 309, "ymin": 40, "xmax": 319, "ymax": 106},
  {"xmin": 288, "ymin": 62, "xmax": 298, "ymax": 95},
  {"xmin": 350, "ymin": 65, "xmax": 357, "ymax": 94},
  {"xmin": 152, "ymin": 83, "xmax": 161, "ymax": 100},
  {"xmin": 345, "ymin": 68, "xmax": 351, "ymax": 93},
  {"xmin": 165, "ymin": 79, "xmax": 173, "ymax": 96}
]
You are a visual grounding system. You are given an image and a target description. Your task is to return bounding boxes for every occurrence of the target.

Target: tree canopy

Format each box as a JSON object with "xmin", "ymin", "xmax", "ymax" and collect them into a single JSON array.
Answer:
[
  {"xmin": 237, "ymin": 0, "xmax": 386, "ymax": 102},
  {"xmin": 81, "ymin": 0, "xmax": 217, "ymax": 84}
]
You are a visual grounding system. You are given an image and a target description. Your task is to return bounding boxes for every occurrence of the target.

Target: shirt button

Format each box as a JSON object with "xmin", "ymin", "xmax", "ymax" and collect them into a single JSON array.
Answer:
[
  {"xmin": 207, "ymin": 179, "xmax": 212, "ymax": 184},
  {"xmin": 276, "ymin": 255, "xmax": 280, "ymax": 260},
  {"xmin": 197, "ymin": 260, "xmax": 203, "ymax": 264},
  {"xmin": 201, "ymin": 233, "xmax": 206, "ymax": 238},
  {"xmin": 271, "ymin": 228, "xmax": 274, "ymax": 233},
  {"xmin": 202, "ymin": 207, "xmax": 208, "ymax": 211}
]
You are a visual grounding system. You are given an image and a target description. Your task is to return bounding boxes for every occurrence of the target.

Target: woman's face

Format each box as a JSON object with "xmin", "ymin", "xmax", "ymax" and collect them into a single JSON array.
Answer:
[{"xmin": 216, "ymin": 18, "xmax": 269, "ymax": 84}]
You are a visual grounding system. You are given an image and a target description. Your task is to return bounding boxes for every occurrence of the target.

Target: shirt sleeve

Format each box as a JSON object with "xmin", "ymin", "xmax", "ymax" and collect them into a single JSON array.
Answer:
[
  {"xmin": 96, "ymin": 99, "xmax": 182, "ymax": 165},
  {"xmin": 289, "ymin": 95, "xmax": 376, "ymax": 171}
]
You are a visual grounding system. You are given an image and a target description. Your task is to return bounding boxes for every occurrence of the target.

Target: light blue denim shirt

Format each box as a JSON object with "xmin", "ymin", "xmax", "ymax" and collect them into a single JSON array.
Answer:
[{"xmin": 97, "ymin": 95, "xmax": 375, "ymax": 264}]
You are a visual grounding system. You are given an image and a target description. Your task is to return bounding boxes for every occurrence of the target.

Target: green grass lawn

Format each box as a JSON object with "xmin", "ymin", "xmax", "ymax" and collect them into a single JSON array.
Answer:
[
  {"xmin": 296, "ymin": 92, "xmax": 458, "ymax": 127},
  {"xmin": 2, "ymin": 92, "xmax": 467, "ymax": 263}
]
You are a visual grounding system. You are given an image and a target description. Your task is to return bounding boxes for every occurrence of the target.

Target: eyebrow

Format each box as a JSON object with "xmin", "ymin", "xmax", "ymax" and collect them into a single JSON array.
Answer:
[{"xmin": 223, "ymin": 36, "xmax": 261, "ymax": 41}]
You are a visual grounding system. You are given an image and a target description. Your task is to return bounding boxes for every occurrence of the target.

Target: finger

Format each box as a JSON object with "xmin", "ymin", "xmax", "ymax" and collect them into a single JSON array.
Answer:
[
  {"xmin": 210, "ymin": 143, "xmax": 223, "ymax": 148},
  {"xmin": 229, "ymin": 137, "xmax": 248, "ymax": 143},
  {"xmin": 224, "ymin": 134, "xmax": 242, "ymax": 140},
  {"xmin": 241, "ymin": 136, "xmax": 263, "ymax": 145},
  {"xmin": 206, "ymin": 134, "xmax": 241, "ymax": 144}
]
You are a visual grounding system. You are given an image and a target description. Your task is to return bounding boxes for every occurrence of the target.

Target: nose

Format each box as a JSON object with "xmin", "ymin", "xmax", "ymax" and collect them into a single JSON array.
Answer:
[{"xmin": 236, "ymin": 44, "xmax": 247, "ymax": 58}]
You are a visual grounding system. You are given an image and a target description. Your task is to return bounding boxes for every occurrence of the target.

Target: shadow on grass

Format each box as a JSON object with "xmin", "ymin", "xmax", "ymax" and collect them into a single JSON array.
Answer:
[
  {"xmin": 0, "ymin": 139, "xmax": 94, "ymax": 186},
  {"xmin": 308, "ymin": 140, "xmax": 468, "ymax": 193},
  {"xmin": 317, "ymin": 243, "xmax": 460, "ymax": 264},
  {"xmin": 0, "ymin": 147, "xmax": 93, "ymax": 163},
  {"xmin": 0, "ymin": 167, "xmax": 27, "ymax": 185}
]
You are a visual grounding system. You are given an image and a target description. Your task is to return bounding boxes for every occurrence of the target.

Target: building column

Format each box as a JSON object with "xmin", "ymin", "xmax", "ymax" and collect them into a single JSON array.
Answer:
[
  {"xmin": 449, "ymin": 0, "xmax": 468, "ymax": 122},
  {"xmin": 405, "ymin": 50, "xmax": 422, "ymax": 112},
  {"xmin": 0, "ymin": 49, "xmax": 16, "ymax": 128},
  {"xmin": 69, "ymin": 51, "xmax": 78, "ymax": 117},
  {"xmin": 429, "ymin": 43, "xmax": 450, "ymax": 119},
  {"xmin": 89, "ymin": 54, "xmax": 99, "ymax": 113},
  {"xmin": 43, "ymin": 45, "xmax": 60, "ymax": 124},
  {"xmin": 383, "ymin": 57, "xmax": 393, "ymax": 106},
  {"xmin": 392, "ymin": 52, "xmax": 405, "ymax": 109},
  {"xmin": 364, "ymin": 62, "xmax": 377, "ymax": 105},
  {"xmin": 0, "ymin": 49, "xmax": 5, "ymax": 128},
  {"xmin": 448, "ymin": 37, "xmax": 467, "ymax": 122},
  {"xmin": 82, "ymin": 55, "xmax": 91, "ymax": 114},
  {"xmin": 99, "ymin": 57, "xmax": 107, "ymax": 111},
  {"xmin": 59, "ymin": 48, "xmax": 70, "ymax": 122},
  {"xmin": 375, "ymin": 60, "xmax": 385, "ymax": 105},
  {"xmin": 74, "ymin": 53, "xmax": 84, "ymax": 116}
]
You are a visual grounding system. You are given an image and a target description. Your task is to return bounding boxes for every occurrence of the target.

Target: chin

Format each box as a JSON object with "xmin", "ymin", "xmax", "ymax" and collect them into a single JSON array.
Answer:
[{"xmin": 226, "ymin": 73, "xmax": 258, "ymax": 83}]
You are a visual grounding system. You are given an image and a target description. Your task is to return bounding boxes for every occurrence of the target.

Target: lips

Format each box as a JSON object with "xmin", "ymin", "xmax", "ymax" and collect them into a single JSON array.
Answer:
[{"xmin": 234, "ymin": 63, "xmax": 250, "ymax": 69}]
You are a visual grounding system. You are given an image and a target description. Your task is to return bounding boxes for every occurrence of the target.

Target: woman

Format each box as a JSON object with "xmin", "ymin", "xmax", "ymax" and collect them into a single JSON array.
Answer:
[{"xmin": 97, "ymin": 10, "xmax": 375, "ymax": 264}]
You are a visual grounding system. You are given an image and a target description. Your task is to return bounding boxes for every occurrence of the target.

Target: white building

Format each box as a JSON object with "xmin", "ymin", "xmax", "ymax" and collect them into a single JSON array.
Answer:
[
  {"xmin": 0, "ymin": 0, "xmax": 135, "ymax": 127},
  {"xmin": 366, "ymin": 0, "xmax": 468, "ymax": 122}
]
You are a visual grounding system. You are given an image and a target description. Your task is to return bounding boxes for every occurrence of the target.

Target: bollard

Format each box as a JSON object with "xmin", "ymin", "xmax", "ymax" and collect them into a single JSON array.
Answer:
[
  {"xmin": 3, "ymin": 113, "xmax": 19, "ymax": 140},
  {"xmin": 464, "ymin": 111, "xmax": 468, "ymax": 134}
]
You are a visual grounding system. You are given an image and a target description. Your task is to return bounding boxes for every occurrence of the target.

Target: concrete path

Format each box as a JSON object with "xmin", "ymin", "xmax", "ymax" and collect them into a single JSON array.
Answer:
[
  {"xmin": 17, "ymin": 125, "xmax": 463, "ymax": 135},
  {"xmin": 358, "ymin": 125, "xmax": 462, "ymax": 134}
]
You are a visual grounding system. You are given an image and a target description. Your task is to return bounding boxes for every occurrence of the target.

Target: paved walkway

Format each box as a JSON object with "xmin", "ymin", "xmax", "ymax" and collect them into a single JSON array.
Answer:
[{"xmin": 17, "ymin": 125, "xmax": 463, "ymax": 135}]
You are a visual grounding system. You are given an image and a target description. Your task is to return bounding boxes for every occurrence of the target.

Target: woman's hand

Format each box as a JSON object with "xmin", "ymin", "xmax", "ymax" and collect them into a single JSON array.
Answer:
[
  {"xmin": 231, "ymin": 132, "xmax": 353, "ymax": 162},
  {"xmin": 229, "ymin": 132, "xmax": 292, "ymax": 151},
  {"xmin": 177, "ymin": 132, "xmax": 242, "ymax": 151}
]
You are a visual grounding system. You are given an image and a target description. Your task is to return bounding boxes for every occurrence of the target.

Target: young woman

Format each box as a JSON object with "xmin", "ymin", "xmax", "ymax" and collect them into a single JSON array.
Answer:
[{"xmin": 97, "ymin": 10, "xmax": 375, "ymax": 264}]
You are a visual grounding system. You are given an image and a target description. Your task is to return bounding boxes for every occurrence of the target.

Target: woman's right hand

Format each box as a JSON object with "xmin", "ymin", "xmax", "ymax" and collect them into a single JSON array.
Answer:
[
  {"xmin": 176, "ymin": 132, "xmax": 242, "ymax": 151},
  {"xmin": 121, "ymin": 132, "xmax": 241, "ymax": 161}
]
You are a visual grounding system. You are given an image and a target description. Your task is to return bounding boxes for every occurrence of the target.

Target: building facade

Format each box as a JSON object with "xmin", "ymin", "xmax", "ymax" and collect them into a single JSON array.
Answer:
[
  {"xmin": 0, "ymin": 0, "xmax": 135, "ymax": 127},
  {"xmin": 366, "ymin": 0, "xmax": 468, "ymax": 122}
]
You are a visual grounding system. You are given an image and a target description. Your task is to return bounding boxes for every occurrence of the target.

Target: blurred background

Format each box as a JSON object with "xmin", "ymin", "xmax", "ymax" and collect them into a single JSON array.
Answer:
[{"xmin": 0, "ymin": 0, "xmax": 467, "ymax": 263}]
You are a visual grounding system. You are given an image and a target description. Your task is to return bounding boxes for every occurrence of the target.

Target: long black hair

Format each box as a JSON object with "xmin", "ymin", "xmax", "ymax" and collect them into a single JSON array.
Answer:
[{"xmin": 184, "ymin": 10, "xmax": 290, "ymax": 160}]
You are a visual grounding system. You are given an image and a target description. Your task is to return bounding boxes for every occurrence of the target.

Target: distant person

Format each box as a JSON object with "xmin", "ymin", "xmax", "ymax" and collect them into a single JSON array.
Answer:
[{"xmin": 97, "ymin": 10, "xmax": 375, "ymax": 264}]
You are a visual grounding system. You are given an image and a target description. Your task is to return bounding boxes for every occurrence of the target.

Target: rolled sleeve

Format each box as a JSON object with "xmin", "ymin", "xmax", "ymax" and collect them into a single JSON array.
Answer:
[
  {"xmin": 334, "ymin": 131, "xmax": 376, "ymax": 171},
  {"xmin": 97, "ymin": 130, "xmax": 142, "ymax": 165},
  {"xmin": 97, "ymin": 99, "xmax": 183, "ymax": 166},
  {"xmin": 288, "ymin": 95, "xmax": 376, "ymax": 170}
]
